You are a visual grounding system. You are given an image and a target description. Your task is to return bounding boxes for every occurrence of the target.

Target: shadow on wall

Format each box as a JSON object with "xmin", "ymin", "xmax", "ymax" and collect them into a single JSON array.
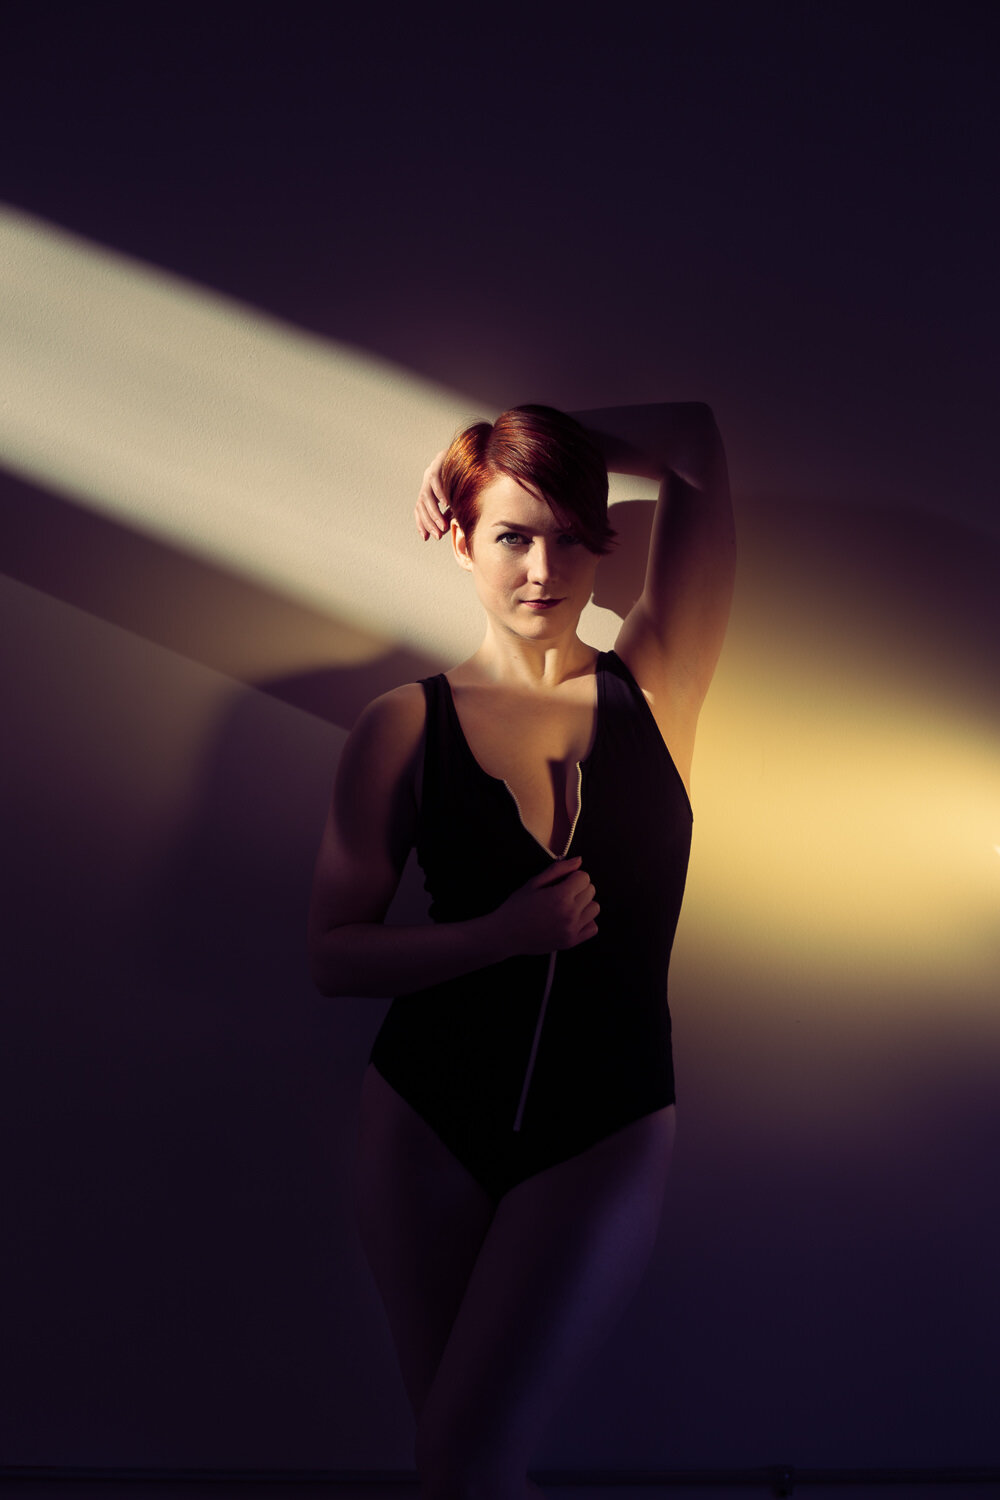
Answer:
[
  {"xmin": 2, "ymin": 464, "xmax": 999, "ymax": 1471},
  {"xmin": 0, "ymin": 466, "xmax": 442, "ymax": 727},
  {"xmin": 0, "ymin": 464, "xmax": 446, "ymax": 1467},
  {"xmin": 139, "ymin": 480, "xmax": 1000, "ymax": 1471}
]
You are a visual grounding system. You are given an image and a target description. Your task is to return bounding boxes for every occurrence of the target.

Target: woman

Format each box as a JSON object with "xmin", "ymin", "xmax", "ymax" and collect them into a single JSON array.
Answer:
[{"xmin": 309, "ymin": 402, "xmax": 735, "ymax": 1499}]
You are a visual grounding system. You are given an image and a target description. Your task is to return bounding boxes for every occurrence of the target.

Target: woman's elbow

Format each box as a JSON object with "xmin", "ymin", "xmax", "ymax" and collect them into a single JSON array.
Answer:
[
  {"xmin": 309, "ymin": 956, "xmax": 341, "ymax": 998},
  {"xmin": 307, "ymin": 927, "xmax": 354, "ymax": 999},
  {"xmin": 309, "ymin": 961, "xmax": 342, "ymax": 998}
]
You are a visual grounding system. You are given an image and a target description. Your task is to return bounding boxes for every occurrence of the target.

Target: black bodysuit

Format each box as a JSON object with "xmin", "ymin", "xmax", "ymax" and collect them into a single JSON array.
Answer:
[{"xmin": 369, "ymin": 650, "xmax": 692, "ymax": 1201}]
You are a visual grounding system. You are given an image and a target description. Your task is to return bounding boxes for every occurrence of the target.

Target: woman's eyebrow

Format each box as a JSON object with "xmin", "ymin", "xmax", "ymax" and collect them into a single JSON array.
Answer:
[{"xmin": 491, "ymin": 518, "xmax": 560, "ymax": 532}]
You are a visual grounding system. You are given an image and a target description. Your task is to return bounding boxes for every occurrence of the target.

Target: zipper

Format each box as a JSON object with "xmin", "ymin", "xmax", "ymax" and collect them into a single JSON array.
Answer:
[
  {"xmin": 509, "ymin": 761, "xmax": 584, "ymax": 1131},
  {"xmin": 502, "ymin": 760, "xmax": 583, "ymax": 861}
]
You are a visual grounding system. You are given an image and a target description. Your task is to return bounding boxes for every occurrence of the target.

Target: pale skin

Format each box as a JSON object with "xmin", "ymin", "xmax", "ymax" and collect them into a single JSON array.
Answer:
[{"xmin": 309, "ymin": 403, "xmax": 734, "ymax": 1498}]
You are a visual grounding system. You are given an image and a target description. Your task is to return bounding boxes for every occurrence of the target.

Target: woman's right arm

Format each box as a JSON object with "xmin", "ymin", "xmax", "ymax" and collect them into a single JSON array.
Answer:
[{"xmin": 307, "ymin": 685, "xmax": 598, "ymax": 998}]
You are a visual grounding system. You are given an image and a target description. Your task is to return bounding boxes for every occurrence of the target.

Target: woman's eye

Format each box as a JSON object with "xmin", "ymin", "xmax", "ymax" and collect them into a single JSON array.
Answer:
[
  {"xmin": 498, "ymin": 532, "xmax": 526, "ymax": 546},
  {"xmin": 559, "ymin": 533, "xmax": 582, "ymax": 547}
]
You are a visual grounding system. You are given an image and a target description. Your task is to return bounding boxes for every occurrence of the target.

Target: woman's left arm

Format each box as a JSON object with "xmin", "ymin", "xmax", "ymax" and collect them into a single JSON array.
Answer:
[{"xmin": 571, "ymin": 403, "xmax": 736, "ymax": 770}]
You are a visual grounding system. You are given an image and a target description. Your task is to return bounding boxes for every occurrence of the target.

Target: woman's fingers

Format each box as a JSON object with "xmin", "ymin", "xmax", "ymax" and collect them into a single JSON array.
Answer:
[
  {"xmin": 415, "ymin": 451, "xmax": 451, "ymax": 540},
  {"xmin": 415, "ymin": 490, "xmax": 449, "ymax": 539},
  {"xmin": 415, "ymin": 500, "xmax": 434, "ymax": 540},
  {"xmin": 570, "ymin": 873, "xmax": 599, "ymax": 942},
  {"xmin": 531, "ymin": 856, "xmax": 583, "ymax": 887},
  {"xmin": 492, "ymin": 857, "xmax": 598, "ymax": 953},
  {"xmin": 540, "ymin": 859, "xmax": 599, "ymax": 943}
]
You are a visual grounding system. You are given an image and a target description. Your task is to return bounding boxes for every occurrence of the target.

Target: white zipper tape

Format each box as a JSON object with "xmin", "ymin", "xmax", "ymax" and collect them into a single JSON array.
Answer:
[{"xmin": 513, "ymin": 949, "xmax": 558, "ymax": 1132}]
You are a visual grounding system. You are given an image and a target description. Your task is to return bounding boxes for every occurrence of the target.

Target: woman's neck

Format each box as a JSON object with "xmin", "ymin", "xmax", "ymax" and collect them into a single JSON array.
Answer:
[{"xmin": 462, "ymin": 622, "xmax": 598, "ymax": 690}]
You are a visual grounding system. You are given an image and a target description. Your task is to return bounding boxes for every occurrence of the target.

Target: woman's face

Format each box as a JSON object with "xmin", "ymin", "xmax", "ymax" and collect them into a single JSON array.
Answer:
[{"xmin": 452, "ymin": 473, "xmax": 600, "ymax": 641}]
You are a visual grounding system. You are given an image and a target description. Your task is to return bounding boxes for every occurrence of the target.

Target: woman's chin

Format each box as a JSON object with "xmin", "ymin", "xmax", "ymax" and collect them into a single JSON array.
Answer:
[{"xmin": 508, "ymin": 608, "xmax": 581, "ymax": 640}]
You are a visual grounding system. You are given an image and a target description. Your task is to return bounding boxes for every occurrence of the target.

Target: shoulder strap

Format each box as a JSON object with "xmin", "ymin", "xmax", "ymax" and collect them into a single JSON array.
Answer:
[
  {"xmin": 417, "ymin": 673, "xmax": 454, "ymax": 815},
  {"xmin": 601, "ymin": 649, "xmax": 646, "ymax": 712}
]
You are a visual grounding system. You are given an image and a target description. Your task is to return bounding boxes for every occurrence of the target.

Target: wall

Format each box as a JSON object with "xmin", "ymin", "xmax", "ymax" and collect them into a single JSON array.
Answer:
[{"xmin": 2, "ymin": 426, "xmax": 997, "ymax": 1472}]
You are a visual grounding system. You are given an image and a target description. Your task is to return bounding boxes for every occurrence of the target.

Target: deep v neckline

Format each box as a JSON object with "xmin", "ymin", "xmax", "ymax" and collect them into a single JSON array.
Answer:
[{"xmin": 439, "ymin": 656, "xmax": 605, "ymax": 858}]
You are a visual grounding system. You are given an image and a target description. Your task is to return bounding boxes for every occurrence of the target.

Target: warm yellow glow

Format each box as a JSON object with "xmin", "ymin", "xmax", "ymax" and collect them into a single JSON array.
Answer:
[
  {"xmin": 2, "ymin": 205, "xmax": 996, "ymax": 1021},
  {"xmin": 687, "ymin": 673, "xmax": 999, "ymax": 1001}
]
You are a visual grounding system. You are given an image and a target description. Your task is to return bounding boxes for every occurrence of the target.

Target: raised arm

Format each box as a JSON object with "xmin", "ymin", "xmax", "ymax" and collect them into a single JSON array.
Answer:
[
  {"xmin": 571, "ymin": 402, "xmax": 736, "ymax": 787},
  {"xmin": 308, "ymin": 685, "xmax": 599, "ymax": 997}
]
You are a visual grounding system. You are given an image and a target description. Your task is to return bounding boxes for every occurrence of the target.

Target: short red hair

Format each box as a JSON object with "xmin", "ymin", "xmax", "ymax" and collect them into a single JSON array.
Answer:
[{"xmin": 440, "ymin": 405, "xmax": 615, "ymax": 555}]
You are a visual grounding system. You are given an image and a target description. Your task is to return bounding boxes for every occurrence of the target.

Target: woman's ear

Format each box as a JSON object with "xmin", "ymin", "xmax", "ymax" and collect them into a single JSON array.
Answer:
[{"xmin": 451, "ymin": 518, "xmax": 474, "ymax": 571}]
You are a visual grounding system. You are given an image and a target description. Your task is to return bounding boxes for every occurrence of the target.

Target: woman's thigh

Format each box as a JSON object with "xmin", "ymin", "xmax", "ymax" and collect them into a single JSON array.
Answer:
[
  {"xmin": 415, "ymin": 1105, "xmax": 676, "ymax": 1487},
  {"xmin": 353, "ymin": 1064, "xmax": 496, "ymax": 1417}
]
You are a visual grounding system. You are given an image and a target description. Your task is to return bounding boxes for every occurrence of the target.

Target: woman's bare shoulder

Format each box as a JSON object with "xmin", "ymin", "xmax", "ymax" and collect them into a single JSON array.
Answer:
[
  {"xmin": 328, "ymin": 681, "xmax": 429, "ymax": 860},
  {"xmin": 348, "ymin": 680, "xmax": 428, "ymax": 768},
  {"xmin": 311, "ymin": 682, "xmax": 430, "ymax": 941}
]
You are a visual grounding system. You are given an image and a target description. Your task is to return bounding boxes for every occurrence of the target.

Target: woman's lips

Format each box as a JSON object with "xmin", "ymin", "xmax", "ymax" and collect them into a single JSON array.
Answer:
[{"xmin": 520, "ymin": 598, "xmax": 563, "ymax": 610}]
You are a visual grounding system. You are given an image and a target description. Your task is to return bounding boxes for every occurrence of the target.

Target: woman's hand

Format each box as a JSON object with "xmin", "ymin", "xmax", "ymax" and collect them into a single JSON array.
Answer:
[
  {"xmin": 415, "ymin": 449, "xmax": 451, "ymax": 540},
  {"xmin": 489, "ymin": 856, "xmax": 599, "ymax": 955}
]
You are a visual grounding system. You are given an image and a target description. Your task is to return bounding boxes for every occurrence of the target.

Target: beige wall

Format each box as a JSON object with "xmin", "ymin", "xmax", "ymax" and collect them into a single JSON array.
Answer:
[
  {"xmin": 2, "ymin": 214, "xmax": 998, "ymax": 1472},
  {"xmin": 3, "ymin": 488, "xmax": 997, "ymax": 1471}
]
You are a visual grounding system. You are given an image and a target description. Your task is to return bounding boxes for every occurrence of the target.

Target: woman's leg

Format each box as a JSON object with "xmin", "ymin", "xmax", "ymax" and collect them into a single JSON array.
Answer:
[
  {"xmin": 415, "ymin": 1105, "xmax": 676, "ymax": 1500},
  {"xmin": 353, "ymin": 1064, "xmax": 496, "ymax": 1418}
]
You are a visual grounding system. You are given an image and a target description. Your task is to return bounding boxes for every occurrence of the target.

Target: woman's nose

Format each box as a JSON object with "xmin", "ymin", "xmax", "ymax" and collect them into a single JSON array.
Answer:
[{"xmin": 527, "ymin": 540, "xmax": 556, "ymax": 582}]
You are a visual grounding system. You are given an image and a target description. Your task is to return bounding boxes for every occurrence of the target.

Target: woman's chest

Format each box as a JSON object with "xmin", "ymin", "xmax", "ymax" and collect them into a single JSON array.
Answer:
[{"xmin": 450, "ymin": 684, "xmax": 599, "ymax": 854}]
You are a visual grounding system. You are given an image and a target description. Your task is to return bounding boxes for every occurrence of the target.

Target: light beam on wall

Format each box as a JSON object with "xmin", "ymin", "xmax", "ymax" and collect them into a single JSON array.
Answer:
[
  {"xmin": 1, "ymin": 205, "xmax": 997, "ymax": 1022},
  {"xmin": 0, "ymin": 206, "xmax": 627, "ymax": 665}
]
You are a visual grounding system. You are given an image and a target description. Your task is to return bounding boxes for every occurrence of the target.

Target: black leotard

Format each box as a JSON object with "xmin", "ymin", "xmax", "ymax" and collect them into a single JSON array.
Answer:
[{"xmin": 369, "ymin": 649, "xmax": 692, "ymax": 1200}]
